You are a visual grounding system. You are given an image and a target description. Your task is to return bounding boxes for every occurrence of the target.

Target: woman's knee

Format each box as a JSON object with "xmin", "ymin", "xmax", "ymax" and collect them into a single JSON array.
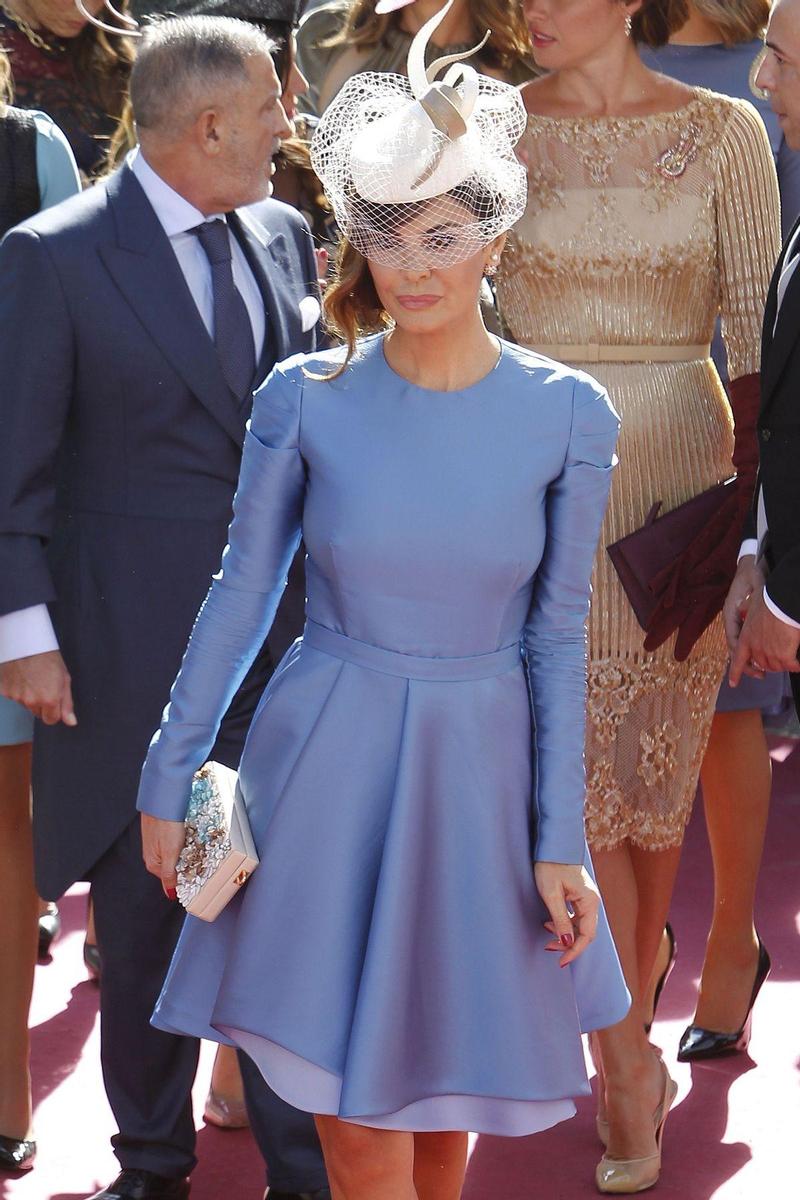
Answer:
[{"xmin": 315, "ymin": 1117, "xmax": 415, "ymax": 1197}]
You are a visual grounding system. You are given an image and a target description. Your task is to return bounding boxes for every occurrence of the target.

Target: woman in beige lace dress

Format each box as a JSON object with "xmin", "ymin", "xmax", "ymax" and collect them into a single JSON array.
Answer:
[{"xmin": 498, "ymin": 0, "xmax": 779, "ymax": 1191}]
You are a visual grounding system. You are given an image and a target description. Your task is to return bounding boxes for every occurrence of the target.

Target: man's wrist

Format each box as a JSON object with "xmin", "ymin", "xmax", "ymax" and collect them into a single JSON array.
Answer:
[{"xmin": 763, "ymin": 587, "xmax": 800, "ymax": 630}]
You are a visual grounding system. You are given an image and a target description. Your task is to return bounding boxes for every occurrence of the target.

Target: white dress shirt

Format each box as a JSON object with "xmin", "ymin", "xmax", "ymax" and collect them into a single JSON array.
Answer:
[
  {"xmin": 0, "ymin": 149, "xmax": 268, "ymax": 664},
  {"xmin": 737, "ymin": 223, "xmax": 800, "ymax": 629}
]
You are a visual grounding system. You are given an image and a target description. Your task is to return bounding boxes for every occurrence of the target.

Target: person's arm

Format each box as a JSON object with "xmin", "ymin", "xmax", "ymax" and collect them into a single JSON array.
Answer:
[
  {"xmin": 137, "ymin": 361, "xmax": 307, "ymax": 825},
  {"xmin": 524, "ymin": 376, "xmax": 619, "ymax": 865},
  {"xmin": 524, "ymin": 376, "xmax": 619, "ymax": 963},
  {"xmin": 0, "ymin": 226, "xmax": 77, "ymax": 720},
  {"xmin": 33, "ymin": 112, "xmax": 81, "ymax": 209},
  {"xmin": 645, "ymin": 101, "xmax": 783, "ymax": 660},
  {"xmin": 717, "ymin": 100, "xmax": 782, "ymax": 385}
]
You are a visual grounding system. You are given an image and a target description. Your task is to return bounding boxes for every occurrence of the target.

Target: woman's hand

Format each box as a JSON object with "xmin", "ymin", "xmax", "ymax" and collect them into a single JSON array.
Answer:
[
  {"xmin": 534, "ymin": 861, "xmax": 600, "ymax": 967},
  {"xmin": 141, "ymin": 813, "xmax": 186, "ymax": 901}
]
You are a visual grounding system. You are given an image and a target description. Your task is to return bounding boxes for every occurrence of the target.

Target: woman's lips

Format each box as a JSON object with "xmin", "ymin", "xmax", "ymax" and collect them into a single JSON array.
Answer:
[
  {"xmin": 531, "ymin": 32, "xmax": 556, "ymax": 49},
  {"xmin": 396, "ymin": 295, "xmax": 441, "ymax": 310}
]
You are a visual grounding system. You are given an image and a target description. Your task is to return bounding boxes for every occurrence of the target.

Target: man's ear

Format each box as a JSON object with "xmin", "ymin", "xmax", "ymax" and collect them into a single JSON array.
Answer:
[{"xmin": 196, "ymin": 108, "xmax": 222, "ymax": 157}]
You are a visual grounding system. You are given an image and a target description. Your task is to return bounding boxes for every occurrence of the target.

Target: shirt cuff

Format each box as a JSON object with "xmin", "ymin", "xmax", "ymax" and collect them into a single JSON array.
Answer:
[
  {"xmin": 763, "ymin": 588, "xmax": 800, "ymax": 630},
  {"xmin": 0, "ymin": 605, "xmax": 59, "ymax": 664},
  {"xmin": 738, "ymin": 539, "xmax": 759, "ymax": 562}
]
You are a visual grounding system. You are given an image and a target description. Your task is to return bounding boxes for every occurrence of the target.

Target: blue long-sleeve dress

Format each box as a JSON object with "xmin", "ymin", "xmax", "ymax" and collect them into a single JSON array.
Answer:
[{"xmin": 137, "ymin": 334, "xmax": 630, "ymax": 1136}]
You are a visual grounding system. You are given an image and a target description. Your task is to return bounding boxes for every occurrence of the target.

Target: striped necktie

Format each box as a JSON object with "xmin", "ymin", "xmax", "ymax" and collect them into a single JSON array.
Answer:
[{"xmin": 194, "ymin": 219, "xmax": 257, "ymax": 403}]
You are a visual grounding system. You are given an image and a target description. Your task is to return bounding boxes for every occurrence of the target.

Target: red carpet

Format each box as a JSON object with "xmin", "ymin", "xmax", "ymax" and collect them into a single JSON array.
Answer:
[{"xmin": 4, "ymin": 736, "xmax": 799, "ymax": 1200}]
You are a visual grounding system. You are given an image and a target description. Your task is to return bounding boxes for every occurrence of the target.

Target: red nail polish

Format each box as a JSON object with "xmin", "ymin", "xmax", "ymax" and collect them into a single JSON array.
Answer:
[{"xmin": 561, "ymin": 933, "xmax": 574, "ymax": 948}]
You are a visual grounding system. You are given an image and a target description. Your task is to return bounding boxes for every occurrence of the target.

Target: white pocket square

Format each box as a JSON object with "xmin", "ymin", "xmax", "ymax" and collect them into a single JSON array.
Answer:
[{"xmin": 299, "ymin": 295, "xmax": 321, "ymax": 333}]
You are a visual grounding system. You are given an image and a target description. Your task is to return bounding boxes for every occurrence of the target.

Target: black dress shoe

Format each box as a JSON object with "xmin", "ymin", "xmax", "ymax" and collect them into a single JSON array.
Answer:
[
  {"xmin": 89, "ymin": 1168, "xmax": 190, "ymax": 1199},
  {"xmin": 264, "ymin": 1190, "xmax": 332, "ymax": 1200},
  {"xmin": 678, "ymin": 936, "xmax": 771, "ymax": 1062},
  {"xmin": 0, "ymin": 1134, "xmax": 36, "ymax": 1171},
  {"xmin": 84, "ymin": 938, "xmax": 102, "ymax": 983},
  {"xmin": 37, "ymin": 902, "xmax": 61, "ymax": 959}
]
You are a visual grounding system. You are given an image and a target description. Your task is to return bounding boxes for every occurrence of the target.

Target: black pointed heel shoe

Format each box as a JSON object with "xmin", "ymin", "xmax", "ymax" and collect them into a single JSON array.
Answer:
[
  {"xmin": 644, "ymin": 922, "xmax": 676, "ymax": 1035},
  {"xmin": 678, "ymin": 936, "xmax": 771, "ymax": 1062},
  {"xmin": 0, "ymin": 1134, "xmax": 36, "ymax": 1171}
]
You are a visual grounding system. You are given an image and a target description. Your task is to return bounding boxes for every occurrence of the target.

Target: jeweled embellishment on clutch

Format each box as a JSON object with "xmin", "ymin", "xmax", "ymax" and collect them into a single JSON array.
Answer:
[
  {"xmin": 656, "ymin": 124, "xmax": 700, "ymax": 179},
  {"xmin": 176, "ymin": 767, "xmax": 231, "ymax": 908}
]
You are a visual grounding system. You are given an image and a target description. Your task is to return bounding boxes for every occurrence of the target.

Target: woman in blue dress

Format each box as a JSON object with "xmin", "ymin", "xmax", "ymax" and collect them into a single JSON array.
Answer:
[{"xmin": 137, "ymin": 7, "xmax": 632, "ymax": 1195}]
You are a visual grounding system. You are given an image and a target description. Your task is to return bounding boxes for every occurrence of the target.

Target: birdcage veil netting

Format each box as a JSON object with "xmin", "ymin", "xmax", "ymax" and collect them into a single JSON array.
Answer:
[{"xmin": 309, "ymin": 69, "xmax": 529, "ymax": 269}]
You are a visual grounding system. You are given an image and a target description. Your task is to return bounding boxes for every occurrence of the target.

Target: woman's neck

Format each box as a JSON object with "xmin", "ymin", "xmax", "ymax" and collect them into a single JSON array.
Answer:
[
  {"xmin": 670, "ymin": 8, "xmax": 723, "ymax": 46},
  {"xmin": 399, "ymin": 0, "xmax": 474, "ymax": 48},
  {"xmin": 5, "ymin": 0, "xmax": 43, "ymax": 29},
  {"xmin": 383, "ymin": 313, "xmax": 498, "ymax": 392},
  {"xmin": 543, "ymin": 43, "xmax": 664, "ymax": 117}
]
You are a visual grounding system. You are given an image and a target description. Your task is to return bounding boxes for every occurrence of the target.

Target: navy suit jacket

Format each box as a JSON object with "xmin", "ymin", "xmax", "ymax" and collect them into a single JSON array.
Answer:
[
  {"xmin": 0, "ymin": 164, "xmax": 319, "ymax": 896},
  {"xmin": 753, "ymin": 212, "xmax": 800, "ymax": 623}
]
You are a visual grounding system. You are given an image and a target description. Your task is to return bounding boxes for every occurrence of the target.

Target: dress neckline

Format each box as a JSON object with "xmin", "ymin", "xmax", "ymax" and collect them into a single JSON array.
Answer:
[
  {"xmin": 378, "ymin": 333, "xmax": 504, "ymax": 396},
  {"xmin": 524, "ymin": 86, "xmax": 711, "ymax": 128}
]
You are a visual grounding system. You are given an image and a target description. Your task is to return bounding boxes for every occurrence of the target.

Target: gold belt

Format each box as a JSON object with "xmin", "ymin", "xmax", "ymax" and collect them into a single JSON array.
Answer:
[{"xmin": 527, "ymin": 343, "xmax": 711, "ymax": 364}]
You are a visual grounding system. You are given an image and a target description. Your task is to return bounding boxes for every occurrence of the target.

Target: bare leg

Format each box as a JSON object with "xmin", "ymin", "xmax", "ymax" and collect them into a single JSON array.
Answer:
[
  {"xmin": 0, "ymin": 743, "xmax": 35, "ymax": 1140},
  {"xmin": 413, "ymin": 1132, "xmax": 467, "ymax": 1200},
  {"xmin": 204, "ymin": 1042, "xmax": 248, "ymax": 1127},
  {"xmin": 694, "ymin": 709, "xmax": 770, "ymax": 1031},
  {"xmin": 315, "ymin": 1116, "xmax": 417, "ymax": 1200},
  {"xmin": 210, "ymin": 1043, "xmax": 246, "ymax": 1102},
  {"xmin": 628, "ymin": 842, "xmax": 683, "ymax": 1028},
  {"xmin": 592, "ymin": 842, "xmax": 677, "ymax": 1160}
]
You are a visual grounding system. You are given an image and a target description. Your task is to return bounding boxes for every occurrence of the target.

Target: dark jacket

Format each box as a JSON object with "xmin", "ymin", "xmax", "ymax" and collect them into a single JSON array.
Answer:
[
  {"xmin": 0, "ymin": 163, "xmax": 318, "ymax": 896},
  {"xmin": 757, "ymin": 212, "xmax": 800, "ymax": 623}
]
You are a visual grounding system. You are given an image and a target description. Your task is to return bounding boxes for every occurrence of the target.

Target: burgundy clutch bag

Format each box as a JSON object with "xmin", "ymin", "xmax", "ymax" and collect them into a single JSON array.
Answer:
[{"xmin": 606, "ymin": 477, "xmax": 736, "ymax": 633}]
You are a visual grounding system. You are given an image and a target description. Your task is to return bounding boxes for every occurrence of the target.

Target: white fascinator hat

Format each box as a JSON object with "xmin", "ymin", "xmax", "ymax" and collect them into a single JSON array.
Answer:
[{"xmin": 309, "ymin": 0, "xmax": 528, "ymax": 268}]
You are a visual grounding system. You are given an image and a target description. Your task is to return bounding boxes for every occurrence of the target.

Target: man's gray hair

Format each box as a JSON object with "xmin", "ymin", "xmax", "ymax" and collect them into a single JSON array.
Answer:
[{"xmin": 130, "ymin": 16, "xmax": 275, "ymax": 134}]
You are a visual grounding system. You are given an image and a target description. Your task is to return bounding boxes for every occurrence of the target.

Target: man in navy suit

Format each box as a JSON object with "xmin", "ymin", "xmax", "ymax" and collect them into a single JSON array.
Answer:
[{"xmin": 0, "ymin": 17, "xmax": 328, "ymax": 1200}]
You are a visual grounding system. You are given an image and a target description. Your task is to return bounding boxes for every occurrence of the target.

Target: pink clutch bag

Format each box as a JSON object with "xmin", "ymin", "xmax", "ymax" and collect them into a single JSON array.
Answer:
[{"xmin": 175, "ymin": 762, "xmax": 259, "ymax": 922}]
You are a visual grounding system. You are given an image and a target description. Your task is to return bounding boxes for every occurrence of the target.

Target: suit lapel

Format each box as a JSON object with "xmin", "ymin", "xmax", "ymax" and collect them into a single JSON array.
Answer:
[
  {"xmin": 762, "ymin": 214, "xmax": 800, "ymax": 412},
  {"xmin": 230, "ymin": 209, "xmax": 301, "ymax": 380},
  {"xmin": 100, "ymin": 166, "xmax": 245, "ymax": 446}
]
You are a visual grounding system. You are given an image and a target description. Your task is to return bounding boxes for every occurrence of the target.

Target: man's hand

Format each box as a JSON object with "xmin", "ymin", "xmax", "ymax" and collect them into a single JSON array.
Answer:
[
  {"xmin": 723, "ymin": 554, "xmax": 765, "ymax": 656},
  {"xmin": 0, "ymin": 650, "xmax": 76, "ymax": 725},
  {"xmin": 729, "ymin": 585, "xmax": 800, "ymax": 686},
  {"xmin": 141, "ymin": 813, "xmax": 186, "ymax": 899}
]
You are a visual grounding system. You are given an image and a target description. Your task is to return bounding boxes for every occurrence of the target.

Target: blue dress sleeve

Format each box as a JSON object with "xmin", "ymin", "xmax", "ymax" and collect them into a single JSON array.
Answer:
[
  {"xmin": 137, "ymin": 363, "xmax": 307, "ymax": 821},
  {"xmin": 523, "ymin": 376, "xmax": 620, "ymax": 865},
  {"xmin": 33, "ymin": 112, "xmax": 81, "ymax": 208}
]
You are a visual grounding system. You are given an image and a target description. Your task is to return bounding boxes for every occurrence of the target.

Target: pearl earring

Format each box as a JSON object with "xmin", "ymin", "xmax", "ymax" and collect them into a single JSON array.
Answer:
[{"xmin": 486, "ymin": 254, "xmax": 501, "ymax": 277}]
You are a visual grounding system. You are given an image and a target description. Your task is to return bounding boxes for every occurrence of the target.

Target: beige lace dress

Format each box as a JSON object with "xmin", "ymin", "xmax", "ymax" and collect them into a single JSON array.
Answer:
[{"xmin": 496, "ymin": 89, "xmax": 780, "ymax": 851}]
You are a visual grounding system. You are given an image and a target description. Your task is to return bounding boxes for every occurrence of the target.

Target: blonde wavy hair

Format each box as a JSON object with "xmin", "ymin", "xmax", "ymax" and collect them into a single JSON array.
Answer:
[
  {"xmin": 0, "ymin": 49, "xmax": 12, "ymax": 107},
  {"xmin": 328, "ymin": 0, "xmax": 532, "ymax": 73},
  {"xmin": 691, "ymin": 0, "xmax": 772, "ymax": 44}
]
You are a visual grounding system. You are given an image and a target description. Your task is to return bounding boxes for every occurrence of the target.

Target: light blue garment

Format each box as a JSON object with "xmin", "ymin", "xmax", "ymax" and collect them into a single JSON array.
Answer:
[
  {"xmin": 32, "ymin": 111, "xmax": 82, "ymax": 210},
  {"xmin": 137, "ymin": 335, "xmax": 630, "ymax": 1135},
  {"xmin": 0, "ymin": 114, "xmax": 79, "ymax": 749}
]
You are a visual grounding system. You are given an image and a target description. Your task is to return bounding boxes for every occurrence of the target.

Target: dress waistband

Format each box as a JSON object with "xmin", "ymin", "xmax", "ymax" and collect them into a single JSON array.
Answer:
[
  {"xmin": 303, "ymin": 620, "xmax": 522, "ymax": 682},
  {"xmin": 527, "ymin": 343, "xmax": 711, "ymax": 364}
]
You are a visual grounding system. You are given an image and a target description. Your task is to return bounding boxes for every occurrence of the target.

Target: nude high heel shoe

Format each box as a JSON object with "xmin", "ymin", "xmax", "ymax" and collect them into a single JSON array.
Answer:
[{"xmin": 595, "ymin": 1059, "xmax": 677, "ymax": 1194}]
